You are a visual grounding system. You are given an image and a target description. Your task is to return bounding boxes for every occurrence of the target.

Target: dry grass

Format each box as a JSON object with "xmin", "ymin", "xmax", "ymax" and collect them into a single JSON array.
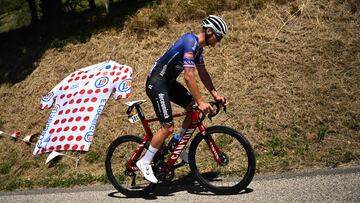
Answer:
[{"xmin": 0, "ymin": 0, "xmax": 359, "ymax": 190}]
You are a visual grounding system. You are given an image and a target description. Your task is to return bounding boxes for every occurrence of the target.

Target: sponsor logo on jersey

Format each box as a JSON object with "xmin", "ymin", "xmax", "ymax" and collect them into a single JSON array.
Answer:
[
  {"xmin": 118, "ymin": 79, "xmax": 132, "ymax": 92},
  {"xmin": 70, "ymin": 83, "xmax": 79, "ymax": 89},
  {"xmin": 84, "ymin": 131, "xmax": 94, "ymax": 143},
  {"xmin": 184, "ymin": 52, "xmax": 194, "ymax": 59},
  {"xmin": 94, "ymin": 76, "xmax": 109, "ymax": 88},
  {"xmin": 41, "ymin": 92, "xmax": 54, "ymax": 102}
]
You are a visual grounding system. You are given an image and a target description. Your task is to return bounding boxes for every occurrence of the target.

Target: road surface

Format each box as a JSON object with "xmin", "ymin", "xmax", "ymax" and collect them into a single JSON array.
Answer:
[{"xmin": 1, "ymin": 166, "xmax": 359, "ymax": 202}]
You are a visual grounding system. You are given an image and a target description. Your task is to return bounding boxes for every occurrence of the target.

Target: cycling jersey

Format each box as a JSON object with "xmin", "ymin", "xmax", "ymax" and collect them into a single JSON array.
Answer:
[
  {"xmin": 34, "ymin": 60, "xmax": 132, "ymax": 155},
  {"xmin": 146, "ymin": 32, "xmax": 204, "ymax": 124},
  {"xmin": 149, "ymin": 32, "xmax": 204, "ymax": 81}
]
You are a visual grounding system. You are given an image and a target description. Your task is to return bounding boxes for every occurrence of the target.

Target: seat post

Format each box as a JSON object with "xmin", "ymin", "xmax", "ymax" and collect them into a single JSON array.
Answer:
[{"xmin": 134, "ymin": 104, "xmax": 146, "ymax": 121}]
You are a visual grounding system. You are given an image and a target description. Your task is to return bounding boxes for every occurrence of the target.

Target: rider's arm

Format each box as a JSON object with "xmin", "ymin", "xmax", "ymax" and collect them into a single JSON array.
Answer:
[
  {"xmin": 183, "ymin": 67, "xmax": 204, "ymax": 104},
  {"xmin": 197, "ymin": 66, "xmax": 220, "ymax": 99}
]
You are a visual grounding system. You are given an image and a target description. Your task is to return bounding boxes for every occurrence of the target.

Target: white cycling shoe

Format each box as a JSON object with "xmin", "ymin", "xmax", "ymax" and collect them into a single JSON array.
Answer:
[{"xmin": 136, "ymin": 159, "xmax": 158, "ymax": 184}]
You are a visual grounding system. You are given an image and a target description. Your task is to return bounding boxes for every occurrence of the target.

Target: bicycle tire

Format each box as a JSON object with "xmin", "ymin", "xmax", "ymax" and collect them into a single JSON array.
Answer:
[
  {"xmin": 105, "ymin": 135, "xmax": 155, "ymax": 197},
  {"xmin": 188, "ymin": 126, "xmax": 256, "ymax": 194}
]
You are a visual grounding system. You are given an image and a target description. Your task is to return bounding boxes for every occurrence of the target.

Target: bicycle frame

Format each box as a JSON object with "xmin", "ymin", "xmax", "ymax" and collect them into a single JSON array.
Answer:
[{"xmin": 126, "ymin": 103, "xmax": 224, "ymax": 174}]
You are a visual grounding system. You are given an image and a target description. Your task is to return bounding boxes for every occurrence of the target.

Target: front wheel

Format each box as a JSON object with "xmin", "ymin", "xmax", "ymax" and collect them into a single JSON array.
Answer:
[
  {"xmin": 105, "ymin": 135, "xmax": 155, "ymax": 197},
  {"xmin": 189, "ymin": 126, "xmax": 256, "ymax": 194}
]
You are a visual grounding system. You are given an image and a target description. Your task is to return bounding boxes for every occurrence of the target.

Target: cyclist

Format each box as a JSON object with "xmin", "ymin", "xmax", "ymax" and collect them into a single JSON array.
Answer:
[{"xmin": 137, "ymin": 15, "xmax": 228, "ymax": 183}]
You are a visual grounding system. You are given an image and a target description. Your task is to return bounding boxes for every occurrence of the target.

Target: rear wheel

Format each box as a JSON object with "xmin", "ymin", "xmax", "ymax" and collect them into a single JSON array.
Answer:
[
  {"xmin": 189, "ymin": 126, "xmax": 256, "ymax": 194},
  {"xmin": 105, "ymin": 135, "xmax": 155, "ymax": 197}
]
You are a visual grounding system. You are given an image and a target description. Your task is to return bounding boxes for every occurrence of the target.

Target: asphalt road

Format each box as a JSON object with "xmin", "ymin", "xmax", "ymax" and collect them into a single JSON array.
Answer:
[{"xmin": 1, "ymin": 166, "xmax": 359, "ymax": 202}]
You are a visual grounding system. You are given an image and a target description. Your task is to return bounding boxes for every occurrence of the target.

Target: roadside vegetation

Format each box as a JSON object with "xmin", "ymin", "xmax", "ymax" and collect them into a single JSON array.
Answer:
[{"xmin": 0, "ymin": 0, "xmax": 359, "ymax": 191}]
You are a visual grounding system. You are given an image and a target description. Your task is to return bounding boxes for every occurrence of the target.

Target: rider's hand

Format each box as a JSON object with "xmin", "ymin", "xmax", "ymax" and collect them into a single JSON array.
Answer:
[
  {"xmin": 213, "ymin": 93, "xmax": 227, "ymax": 107},
  {"xmin": 198, "ymin": 101, "xmax": 214, "ymax": 114}
]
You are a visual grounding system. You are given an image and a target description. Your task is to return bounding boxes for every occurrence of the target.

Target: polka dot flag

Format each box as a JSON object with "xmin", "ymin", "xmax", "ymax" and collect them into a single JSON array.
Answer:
[{"xmin": 33, "ymin": 60, "xmax": 132, "ymax": 155}]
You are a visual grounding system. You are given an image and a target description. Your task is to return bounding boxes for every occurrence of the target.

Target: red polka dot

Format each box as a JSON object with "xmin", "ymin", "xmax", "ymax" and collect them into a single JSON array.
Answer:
[
  {"xmin": 80, "ymin": 145, "xmax": 85, "ymax": 150},
  {"xmin": 95, "ymin": 89, "xmax": 101, "ymax": 94},
  {"xmin": 72, "ymin": 145, "xmax": 78, "ymax": 150},
  {"xmin": 56, "ymin": 145, "xmax": 62, "ymax": 150},
  {"xmin": 68, "ymin": 135, "xmax": 74, "ymax": 141},
  {"xmin": 125, "ymin": 68, "xmax": 129, "ymax": 73},
  {"xmin": 110, "ymin": 71, "xmax": 115, "ymax": 76},
  {"xmin": 76, "ymin": 136, "xmax": 82, "ymax": 141},
  {"xmin": 121, "ymin": 76, "xmax": 127, "ymax": 80},
  {"xmin": 79, "ymin": 107, "xmax": 85, "ymax": 112},
  {"xmin": 96, "ymin": 72, "xmax": 101, "ymax": 76},
  {"xmin": 65, "ymin": 109, "xmax": 71, "ymax": 114},
  {"xmin": 80, "ymin": 89, "xmax": 85, "ymax": 94},
  {"xmin": 72, "ymin": 108, "xmax": 78, "ymax": 113},
  {"xmin": 91, "ymin": 97, "xmax": 97, "ymax": 102},
  {"xmin": 75, "ymin": 76, "xmax": 80, "ymax": 81},
  {"xmin": 75, "ymin": 116, "xmax": 82, "ymax": 122},
  {"xmin": 73, "ymin": 92, "xmax": 78, "ymax": 97},
  {"xmin": 103, "ymin": 88, "xmax": 109, "ymax": 93},
  {"xmin": 59, "ymin": 86, "xmax": 63, "ymax": 91},
  {"xmin": 68, "ymin": 117, "xmax": 74, "ymax": 122},
  {"xmin": 59, "ymin": 136, "xmax": 65, "ymax": 141},
  {"xmin": 64, "ymin": 126, "xmax": 70, "ymax": 131},
  {"xmin": 89, "ymin": 74, "xmax": 94, "ymax": 79},
  {"xmin": 49, "ymin": 146, "xmax": 55, "ymax": 151},
  {"xmin": 116, "ymin": 72, "xmax": 121, "ymax": 76},
  {"xmin": 63, "ymin": 101, "xmax": 68, "ymax": 106},
  {"xmin": 77, "ymin": 71, "xmax": 83, "ymax": 75},
  {"xmin": 64, "ymin": 144, "xmax": 70, "ymax": 150},
  {"xmin": 58, "ymin": 110, "xmax": 63, "ymax": 115},
  {"xmin": 69, "ymin": 99, "xmax": 74, "ymax": 104},
  {"xmin": 71, "ymin": 73, "xmax": 76, "ymax": 77},
  {"xmin": 66, "ymin": 93, "xmax": 72, "ymax": 98},
  {"xmin": 76, "ymin": 99, "xmax": 82, "ymax": 104},
  {"xmin": 117, "ymin": 95, "xmax": 123, "ymax": 99},
  {"xmin": 49, "ymin": 129, "xmax": 55, "ymax": 134},
  {"xmin": 87, "ymin": 89, "xmax": 93, "ymax": 94},
  {"xmin": 83, "ymin": 116, "xmax": 90, "ymax": 121},
  {"xmin": 60, "ymin": 94, "xmax": 65, "ymax": 99},
  {"xmin": 64, "ymin": 86, "xmax": 69, "ymax": 90},
  {"xmin": 126, "ymin": 93, "xmax": 131, "ymax": 98},
  {"xmin": 51, "ymin": 136, "xmax": 58, "ymax": 142},
  {"xmin": 87, "ymin": 107, "xmax": 94, "ymax": 112},
  {"xmin": 84, "ymin": 98, "xmax": 90, "ymax": 103},
  {"xmin": 113, "ymin": 66, "xmax": 118, "ymax": 70},
  {"xmin": 81, "ymin": 75, "xmax": 87, "ymax": 80},
  {"xmin": 84, "ymin": 82, "xmax": 89, "ymax": 86},
  {"xmin": 72, "ymin": 126, "xmax": 78, "ymax": 131},
  {"xmin": 113, "ymin": 78, "xmax": 119, "ymax": 83},
  {"xmin": 61, "ymin": 118, "xmax": 67, "ymax": 124},
  {"xmin": 56, "ymin": 127, "xmax": 62, "ymax": 133},
  {"xmin": 80, "ymin": 126, "xmax": 86, "ymax": 131},
  {"xmin": 68, "ymin": 78, "xmax": 73, "ymax": 83},
  {"xmin": 54, "ymin": 120, "xmax": 60, "ymax": 125}
]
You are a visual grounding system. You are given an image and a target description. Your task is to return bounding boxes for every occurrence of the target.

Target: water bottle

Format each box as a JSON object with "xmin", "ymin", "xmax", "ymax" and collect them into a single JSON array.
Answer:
[
  {"xmin": 173, "ymin": 133, "xmax": 181, "ymax": 142},
  {"xmin": 169, "ymin": 133, "xmax": 181, "ymax": 151}
]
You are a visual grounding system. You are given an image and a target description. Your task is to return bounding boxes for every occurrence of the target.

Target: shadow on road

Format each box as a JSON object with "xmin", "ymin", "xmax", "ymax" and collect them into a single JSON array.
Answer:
[{"xmin": 107, "ymin": 174, "xmax": 254, "ymax": 199}]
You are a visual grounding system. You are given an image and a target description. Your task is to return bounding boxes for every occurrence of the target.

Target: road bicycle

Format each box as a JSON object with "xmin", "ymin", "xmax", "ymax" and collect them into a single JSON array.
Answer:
[{"xmin": 105, "ymin": 99, "xmax": 256, "ymax": 197}]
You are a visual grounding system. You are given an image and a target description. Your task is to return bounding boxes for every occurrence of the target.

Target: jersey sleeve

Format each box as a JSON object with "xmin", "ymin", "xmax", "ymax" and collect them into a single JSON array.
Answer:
[
  {"xmin": 39, "ymin": 81, "xmax": 63, "ymax": 110},
  {"xmin": 183, "ymin": 36, "xmax": 197, "ymax": 68},
  {"xmin": 114, "ymin": 66, "xmax": 133, "ymax": 100}
]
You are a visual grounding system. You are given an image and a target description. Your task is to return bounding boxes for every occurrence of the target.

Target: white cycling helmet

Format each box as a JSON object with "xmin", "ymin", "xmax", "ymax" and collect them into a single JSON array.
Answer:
[{"xmin": 202, "ymin": 15, "xmax": 228, "ymax": 37}]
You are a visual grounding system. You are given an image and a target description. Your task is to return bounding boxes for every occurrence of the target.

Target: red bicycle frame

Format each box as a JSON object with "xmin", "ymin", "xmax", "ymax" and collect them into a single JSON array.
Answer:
[{"xmin": 126, "ymin": 103, "xmax": 223, "ymax": 173}]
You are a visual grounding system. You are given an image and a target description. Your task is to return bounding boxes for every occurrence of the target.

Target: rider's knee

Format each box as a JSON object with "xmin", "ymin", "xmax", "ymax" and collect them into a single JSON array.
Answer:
[{"xmin": 161, "ymin": 122, "xmax": 174, "ymax": 135}]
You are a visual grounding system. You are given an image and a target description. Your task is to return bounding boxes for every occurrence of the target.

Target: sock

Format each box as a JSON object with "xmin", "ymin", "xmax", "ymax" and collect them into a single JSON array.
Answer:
[{"xmin": 141, "ymin": 144, "xmax": 158, "ymax": 164}]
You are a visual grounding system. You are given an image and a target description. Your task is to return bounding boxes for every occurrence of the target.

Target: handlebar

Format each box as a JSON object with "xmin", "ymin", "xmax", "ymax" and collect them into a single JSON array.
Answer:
[{"xmin": 193, "ymin": 99, "xmax": 227, "ymax": 122}]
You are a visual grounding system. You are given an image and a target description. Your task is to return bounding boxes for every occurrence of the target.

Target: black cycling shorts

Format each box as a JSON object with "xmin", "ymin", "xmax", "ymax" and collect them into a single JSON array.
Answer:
[{"xmin": 146, "ymin": 76, "xmax": 194, "ymax": 125}]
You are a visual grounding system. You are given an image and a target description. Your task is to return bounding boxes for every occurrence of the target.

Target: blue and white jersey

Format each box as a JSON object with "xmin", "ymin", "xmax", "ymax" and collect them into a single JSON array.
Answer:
[{"xmin": 149, "ymin": 32, "xmax": 204, "ymax": 81}]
